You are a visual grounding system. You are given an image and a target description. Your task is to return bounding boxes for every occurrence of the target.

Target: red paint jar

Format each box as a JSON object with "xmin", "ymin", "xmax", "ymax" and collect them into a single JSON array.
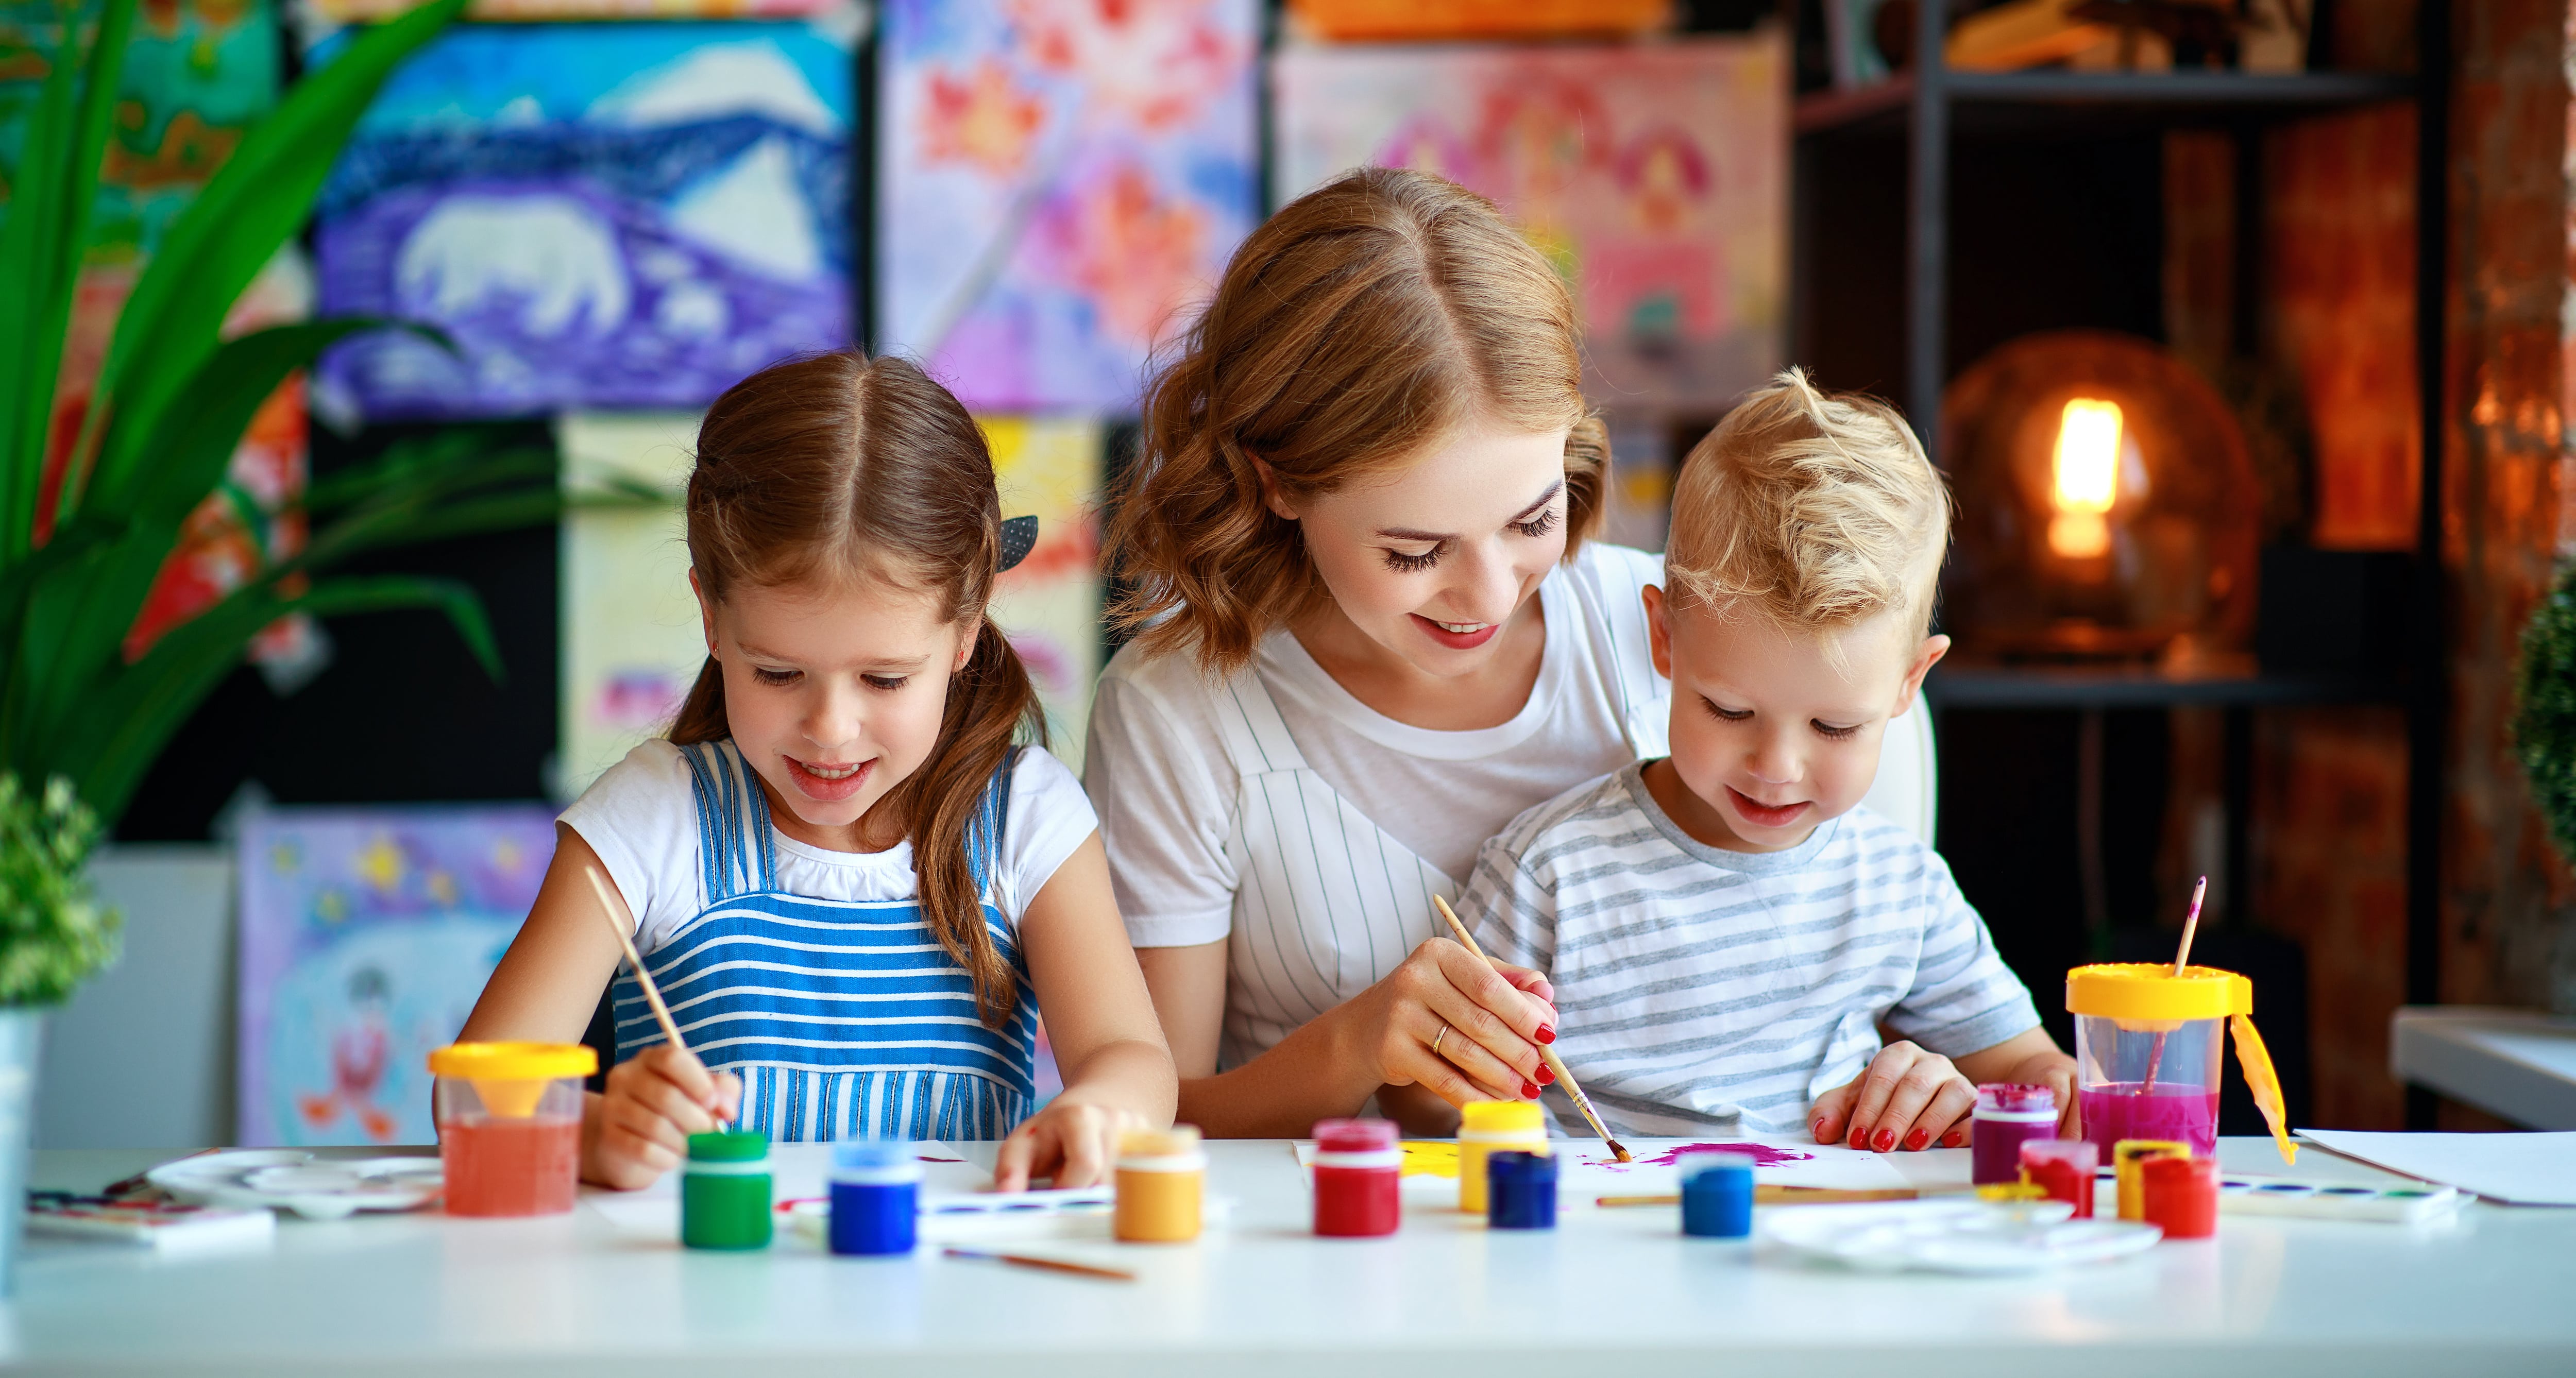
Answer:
[
  {"xmin": 2020, "ymin": 1137, "xmax": 2097, "ymax": 1219},
  {"xmin": 1312, "ymin": 1118, "xmax": 1401, "ymax": 1237},
  {"xmin": 2141, "ymin": 1153, "xmax": 2219, "ymax": 1238}
]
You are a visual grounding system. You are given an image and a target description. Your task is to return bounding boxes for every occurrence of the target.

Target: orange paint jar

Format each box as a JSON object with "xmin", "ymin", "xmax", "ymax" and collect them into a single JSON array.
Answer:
[
  {"xmin": 430, "ymin": 1042, "xmax": 595, "ymax": 1217},
  {"xmin": 1114, "ymin": 1126, "xmax": 1205, "ymax": 1243}
]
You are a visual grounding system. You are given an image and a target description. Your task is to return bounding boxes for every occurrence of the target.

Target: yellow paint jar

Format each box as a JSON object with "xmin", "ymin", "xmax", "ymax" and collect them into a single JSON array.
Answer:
[
  {"xmin": 2113, "ymin": 1139, "xmax": 2191, "ymax": 1221},
  {"xmin": 1456, "ymin": 1100, "xmax": 1547, "ymax": 1215},
  {"xmin": 1114, "ymin": 1125, "xmax": 1205, "ymax": 1243}
]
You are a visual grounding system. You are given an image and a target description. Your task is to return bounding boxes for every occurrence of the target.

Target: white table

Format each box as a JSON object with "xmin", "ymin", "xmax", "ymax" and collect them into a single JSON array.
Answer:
[
  {"xmin": 10, "ymin": 1137, "xmax": 2574, "ymax": 1376},
  {"xmin": 2392, "ymin": 1005, "xmax": 2576, "ymax": 1129}
]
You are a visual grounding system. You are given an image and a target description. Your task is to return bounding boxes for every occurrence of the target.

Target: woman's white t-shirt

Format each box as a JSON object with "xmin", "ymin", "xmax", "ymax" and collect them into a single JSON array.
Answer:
[
  {"xmin": 561, "ymin": 740, "xmax": 1100, "ymax": 955},
  {"xmin": 1086, "ymin": 542, "xmax": 1667, "ymax": 949}
]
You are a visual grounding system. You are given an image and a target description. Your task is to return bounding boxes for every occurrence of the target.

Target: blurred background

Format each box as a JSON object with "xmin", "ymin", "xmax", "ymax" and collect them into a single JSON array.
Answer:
[{"xmin": 7, "ymin": 0, "xmax": 2570, "ymax": 1152}]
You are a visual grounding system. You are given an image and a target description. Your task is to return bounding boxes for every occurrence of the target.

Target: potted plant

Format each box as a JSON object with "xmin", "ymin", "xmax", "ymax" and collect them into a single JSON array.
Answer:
[{"xmin": 0, "ymin": 775, "xmax": 120, "ymax": 1292}]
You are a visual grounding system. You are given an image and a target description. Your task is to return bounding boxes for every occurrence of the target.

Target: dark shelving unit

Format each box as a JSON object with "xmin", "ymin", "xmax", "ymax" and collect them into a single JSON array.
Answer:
[{"xmin": 1794, "ymin": 4, "xmax": 2452, "ymax": 1128}]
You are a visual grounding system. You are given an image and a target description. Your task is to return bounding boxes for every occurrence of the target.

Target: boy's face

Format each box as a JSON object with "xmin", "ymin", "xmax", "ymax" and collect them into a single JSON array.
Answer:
[{"xmin": 1644, "ymin": 587, "xmax": 1948, "ymax": 852}]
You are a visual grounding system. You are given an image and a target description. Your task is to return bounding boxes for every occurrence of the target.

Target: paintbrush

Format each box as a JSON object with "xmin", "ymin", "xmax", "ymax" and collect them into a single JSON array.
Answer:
[
  {"xmin": 1596, "ymin": 1186, "xmax": 1930, "ymax": 1207},
  {"xmin": 2142, "ymin": 875, "xmax": 2207, "ymax": 1094},
  {"xmin": 1430, "ymin": 894, "xmax": 1631, "ymax": 1164},
  {"xmin": 943, "ymin": 1247, "xmax": 1136, "ymax": 1282},
  {"xmin": 582, "ymin": 865, "xmax": 727, "ymax": 1122}
]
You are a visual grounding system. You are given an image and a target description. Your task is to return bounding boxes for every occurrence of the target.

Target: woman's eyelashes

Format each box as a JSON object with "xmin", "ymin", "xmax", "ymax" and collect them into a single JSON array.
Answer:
[
  {"xmin": 1379, "ymin": 507, "xmax": 1561, "ymax": 572},
  {"xmin": 1512, "ymin": 506, "xmax": 1560, "ymax": 539}
]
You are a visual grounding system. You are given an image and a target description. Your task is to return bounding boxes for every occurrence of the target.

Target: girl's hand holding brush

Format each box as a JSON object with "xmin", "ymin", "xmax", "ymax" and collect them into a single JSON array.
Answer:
[{"xmin": 588, "ymin": 1047, "xmax": 742, "ymax": 1189}]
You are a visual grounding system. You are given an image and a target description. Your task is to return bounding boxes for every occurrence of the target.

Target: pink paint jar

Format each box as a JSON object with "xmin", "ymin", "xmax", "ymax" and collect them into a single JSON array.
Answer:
[
  {"xmin": 1970, "ymin": 1083, "xmax": 2059, "ymax": 1185},
  {"xmin": 1311, "ymin": 1118, "xmax": 1401, "ymax": 1237}
]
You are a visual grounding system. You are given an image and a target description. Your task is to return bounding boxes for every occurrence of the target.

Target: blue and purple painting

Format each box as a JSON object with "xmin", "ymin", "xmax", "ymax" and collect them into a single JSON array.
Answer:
[{"xmin": 313, "ymin": 23, "xmax": 853, "ymax": 420}]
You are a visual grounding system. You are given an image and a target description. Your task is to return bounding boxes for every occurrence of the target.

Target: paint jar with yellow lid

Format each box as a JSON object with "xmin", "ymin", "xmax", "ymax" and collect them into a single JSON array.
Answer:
[
  {"xmin": 2066, "ymin": 963, "xmax": 2295, "ymax": 1165},
  {"xmin": 428, "ymin": 1041, "xmax": 595, "ymax": 1217},
  {"xmin": 1114, "ymin": 1125, "xmax": 1206, "ymax": 1242},
  {"xmin": 1456, "ymin": 1100, "xmax": 1548, "ymax": 1215}
]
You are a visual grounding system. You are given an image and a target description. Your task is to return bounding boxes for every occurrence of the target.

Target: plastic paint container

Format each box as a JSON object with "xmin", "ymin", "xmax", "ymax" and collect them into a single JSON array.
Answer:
[
  {"xmin": 1114, "ymin": 1125, "xmax": 1206, "ymax": 1243},
  {"xmin": 2141, "ymin": 1154, "xmax": 2219, "ymax": 1238},
  {"xmin": 1456, "ymin": 1100, "xmax": 1548, "ymax": 1215},
  {"xmin": 2019, "ymin": 1138, "xmax": 2098, "ymax": 1218},
  {"xmin": 429, "ymin": 1042, "xmax": 594, "ymax": 1217},
  {"xmin": 1970, "ymin": 1083, "xmax": 2059, "ymax": 1185},
  {"xmin": 2066, "ymin": 963, "xmax": 2295, "ymax": 1164},
  {"xmin": 828, "ymin": 1140, "xmax": 920, "ymax": 1256},
  {"xmin": 1485, "ymin": 1150, "xmax": 1556, "ymax": 1230},
  {"xmin": 2113, "ymin": 1139, "xmax": 2191, "ymax": 1222},
  {"xmin": 682, "ymin": 1131, "xmax": 772, "ymax": 1250},
  {"xmin": 1676, "ymin": 1151, "xmax": 1755, "ymax": 1238},
  {"xmin": 1311, "ymin": 1118, "xmax": 1401, "ymax": 1238}
]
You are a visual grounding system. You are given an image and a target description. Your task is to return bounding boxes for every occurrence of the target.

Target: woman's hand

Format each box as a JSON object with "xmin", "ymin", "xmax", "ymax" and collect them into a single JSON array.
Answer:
[
  {"xmin": 582, "ymin": 1045, "xmax": 740, "ymax": 1189},
  {"xmin": 1338, "ymin": 938, "xmax": 1558, "ymax": 1110},
  {"xmin": 991, "ymin": 1096, "xmax": 1152, "ymax": 1191},
  {"xmin": 1809, "ymin": 1041, "xmax": 1975, "ymax": 1153}
]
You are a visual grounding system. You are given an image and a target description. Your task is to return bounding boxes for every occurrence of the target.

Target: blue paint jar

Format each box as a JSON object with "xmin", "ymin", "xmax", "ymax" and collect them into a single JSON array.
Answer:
[
  {"xmin": 1678, "ymin": 1151, "xmax": 1755, "ymax": 1238},
  {"xmin": 828, "ymin": 1140, "xmax": 921, "ymax": 1256},
  {"xmin": 1486, "ymin": 1150, "xmax": 1556, "ymax": 1230}
]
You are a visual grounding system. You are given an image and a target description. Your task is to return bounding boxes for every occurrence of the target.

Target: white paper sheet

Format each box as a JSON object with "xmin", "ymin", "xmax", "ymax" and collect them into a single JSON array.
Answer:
[
  {"xmin": 1295, "ymin": 1134, "xmax": 1916, "ymax": 1200},
  {"xmin": 2297, "ymin": 1130, "xmax": 2576, "ymax": 1206}
]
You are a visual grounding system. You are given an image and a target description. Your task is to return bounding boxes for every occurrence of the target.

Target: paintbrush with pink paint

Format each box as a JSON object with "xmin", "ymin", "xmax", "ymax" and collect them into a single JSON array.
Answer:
[{"xmin": 1431, "ymin": 894, "xmax": 1631, "ymax": 1163}]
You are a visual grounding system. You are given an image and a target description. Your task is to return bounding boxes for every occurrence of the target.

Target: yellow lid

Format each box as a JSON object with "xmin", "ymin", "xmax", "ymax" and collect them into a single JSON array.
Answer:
[
  {"xmin": 2064, "ymin": 963, "xmax": 2251, "ymax": 1020},
  {"xmin": 1118, "ymin": 1125, "xmax": 1202, "ymax": 1158},
  {"xmin": 427, "ymin": 1042, "xmax": 597, "ymax": 1081},
  {"xmin": 1459, "ymin": 1100, "xmax": 1544, "ymax": 1134}
]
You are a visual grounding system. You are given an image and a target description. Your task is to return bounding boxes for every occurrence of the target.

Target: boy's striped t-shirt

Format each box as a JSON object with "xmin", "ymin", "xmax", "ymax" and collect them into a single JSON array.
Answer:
[{"xmin": 1457, "ymin": 762, "xmax": 2040, "ymax": 1136}]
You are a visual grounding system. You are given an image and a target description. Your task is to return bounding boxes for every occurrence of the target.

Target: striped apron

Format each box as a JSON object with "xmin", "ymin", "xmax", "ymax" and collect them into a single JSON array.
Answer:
[{"xmin": 612, "ymin": 740, "xmax": 1037, "ymax": 1141}]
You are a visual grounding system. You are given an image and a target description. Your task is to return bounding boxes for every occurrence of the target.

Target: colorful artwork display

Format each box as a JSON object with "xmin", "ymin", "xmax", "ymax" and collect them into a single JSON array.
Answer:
[
  {"xmin": 980, "ymin": 417, "xmax": 1103, "ymax": 769},
  {"xmin": 311, "ymin": 0, "xmax": 841, "ymax": 18},
  {"xmin": 314, "ymin": 21, "xmax": 854, "ymax": 420},
  {"xmin": 239, "ymin": 806, "xmax": 557, "ymax": 1147},
  {"xmin": 878, "ymin": 0, "xmax": 1259, "ymax": 413},
  {"xmin": 1, "ymin": 0, "xmax": 316, "ymax": 678},
  {"xmin": 556, "ymin": 411, "xmax": 705, "ymax": 799},
  {"xmin": 1272, "ymin": 36, "xmax": 1788, "ymax": 410}
]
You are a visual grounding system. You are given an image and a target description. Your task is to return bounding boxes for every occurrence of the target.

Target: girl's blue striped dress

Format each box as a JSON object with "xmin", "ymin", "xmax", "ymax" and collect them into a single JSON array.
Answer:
[{"xmin": 610, "ymin": 739, "xmax": 1039, "ymax": 1141}]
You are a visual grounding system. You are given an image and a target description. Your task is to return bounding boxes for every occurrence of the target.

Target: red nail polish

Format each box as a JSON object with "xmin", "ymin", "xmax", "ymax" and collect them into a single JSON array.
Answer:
[
  {"xmin": 1849, "ymin": 1126, "xmax": 1868, "ymax": 1150},
  {"xmin": 1873, "ymin": 1129, "xmax": 1898, "ymax": 1152},
  {"xmin": 1535, "ymin": 1065, "xmax": 1555, "ymax": 1085},
  {"xmin": 1904, "ymin": 1128, "xmax": 1929, "ymax": 1151},
  {"xmin": 1814, "ymin": 1119, "xmax": 1829, "ymax": 1140},
  {"xmin": 1521, "ymin": 1080, "xmax": 1541, "ymax": 1099},
  {"xmin": 1535, "ymin": 1025, "xmax": 1557, "ymax": 1045}
]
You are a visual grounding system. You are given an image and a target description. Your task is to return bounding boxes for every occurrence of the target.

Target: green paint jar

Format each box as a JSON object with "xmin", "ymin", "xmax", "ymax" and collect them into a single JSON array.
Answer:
[{"xmin": 682, "ymin": 1131, "xmax": 771, "ymax": 1250}]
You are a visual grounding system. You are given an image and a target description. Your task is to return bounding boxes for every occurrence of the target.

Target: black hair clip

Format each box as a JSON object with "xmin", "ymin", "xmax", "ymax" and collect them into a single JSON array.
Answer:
[{"xmin": 996, "ymin": 514, "xmax": 1040, "ymax": 573}]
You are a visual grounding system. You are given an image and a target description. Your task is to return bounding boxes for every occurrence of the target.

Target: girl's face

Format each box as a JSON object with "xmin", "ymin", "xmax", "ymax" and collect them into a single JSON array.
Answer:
[
  {"xmin": 694, "ymin": 570, "xmax": 972, "ymax": 850},
  {"xmin": 1268, "ymin": 416, "xmax": 1573, "ymax": 678}
]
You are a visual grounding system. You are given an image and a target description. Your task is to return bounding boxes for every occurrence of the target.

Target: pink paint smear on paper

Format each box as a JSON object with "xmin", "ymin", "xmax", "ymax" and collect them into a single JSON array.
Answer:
[{"xmin": 1582, "ymin": 1142, "xmax": 1816, "ymax": 1169}]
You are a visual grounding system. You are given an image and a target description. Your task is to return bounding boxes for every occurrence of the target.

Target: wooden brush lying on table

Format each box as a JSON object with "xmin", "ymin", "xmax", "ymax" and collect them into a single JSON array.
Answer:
[{"xmin": 1431, "ymin": 894, "xmax": 1631, "ymax": 1164}]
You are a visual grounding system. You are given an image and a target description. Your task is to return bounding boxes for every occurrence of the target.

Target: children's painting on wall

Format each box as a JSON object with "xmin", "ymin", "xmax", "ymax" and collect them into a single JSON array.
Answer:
[
  {"xmin": 980, "ymin": 417, "xmax": 1102, "ymax": 769},
  {"xmin": 313, "ymin": 21, "xmax": 854, "ymax": 421},
  {"xmin": 556, "ymin": 411, "xmax": 706, "ymax": 801},
  {"xmin": 1273, "ymin": 36, "xmax": 1788, "ymax": 410},
  {"xmin": 238, "ymin": 807, "xmax": 557, "ymax": 1147},
  {"xmin": 878, "ymin": 0, "xmax": 1260, "ymax": 413}
]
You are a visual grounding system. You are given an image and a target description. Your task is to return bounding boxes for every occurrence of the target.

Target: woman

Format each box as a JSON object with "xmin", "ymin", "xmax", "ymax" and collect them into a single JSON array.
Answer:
[{"xmin": 1083, "ymin": 168, "xmax": 1934, "ymax": 1137}]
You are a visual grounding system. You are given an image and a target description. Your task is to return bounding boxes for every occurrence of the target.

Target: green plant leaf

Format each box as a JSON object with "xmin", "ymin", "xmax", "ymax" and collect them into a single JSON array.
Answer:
[
  {"xmin": 59, "ymin": 572, "xmax": 501, "ymax": 821},
  {"xmin": 70, "ymin": 0, "xmax": 471, "ymax": 521},
  {"xmin": 0, "ymin": 0, "xmax": 138, "ymax": 564}
]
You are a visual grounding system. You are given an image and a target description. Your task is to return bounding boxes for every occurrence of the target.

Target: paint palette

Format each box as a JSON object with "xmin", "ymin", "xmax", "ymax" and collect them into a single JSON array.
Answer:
[
  {"xmin": 1761, "ymin": 1199, "xmax": 2162, "ymax": 1275},
  {"xmin": 148, "ymin": 1150, "xmax": 444, "ymax": 1220}
]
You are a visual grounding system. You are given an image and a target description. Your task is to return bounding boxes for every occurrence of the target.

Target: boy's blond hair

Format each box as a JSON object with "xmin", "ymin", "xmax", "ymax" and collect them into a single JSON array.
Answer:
[{"xmin": 1664, "ymin": 368, "xmax": 1950, "ymax": 639}]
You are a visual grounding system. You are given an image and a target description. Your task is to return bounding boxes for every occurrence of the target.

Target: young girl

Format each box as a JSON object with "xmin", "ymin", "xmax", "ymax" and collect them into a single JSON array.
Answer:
[{"xmin": 461, "ymin": 352, "xmax": 1175, "ymax": 1190}]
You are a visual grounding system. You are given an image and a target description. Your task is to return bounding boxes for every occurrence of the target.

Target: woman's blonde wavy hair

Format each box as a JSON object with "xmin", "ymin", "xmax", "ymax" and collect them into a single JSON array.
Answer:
[
  {"xmin": 1663, "ymin": 367, "xmax": 1951, "ymax": 640},
  {"xmin": 1105, "ymin": 167, "xmax": 1607, "ymax": 676}
]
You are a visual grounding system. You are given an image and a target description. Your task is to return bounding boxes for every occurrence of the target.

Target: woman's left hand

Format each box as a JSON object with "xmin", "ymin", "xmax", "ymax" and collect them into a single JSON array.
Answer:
[
  {"xmin": 990, "ymin": 1096, "xmax": 1152, "ymax": 1191},
  {"xmin": 1809, "ymin": 1041, "xmax": 1977, "ymax": 1152}
]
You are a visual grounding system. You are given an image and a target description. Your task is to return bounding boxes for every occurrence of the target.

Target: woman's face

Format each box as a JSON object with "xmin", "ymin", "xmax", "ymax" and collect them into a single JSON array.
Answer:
[{"xmin": 1269, "ymin": 416, "xmax": 1573, "ymax": 679}]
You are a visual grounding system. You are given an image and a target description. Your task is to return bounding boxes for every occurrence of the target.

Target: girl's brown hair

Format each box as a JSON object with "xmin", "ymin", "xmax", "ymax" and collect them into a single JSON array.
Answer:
[
  {"xmin": 1105, "ymin": 166, "xmax": 1607, "ymax": 675},
  {"xmin": 669, "ymin": 351, "xmax": 1041, "ymax": 1027}
]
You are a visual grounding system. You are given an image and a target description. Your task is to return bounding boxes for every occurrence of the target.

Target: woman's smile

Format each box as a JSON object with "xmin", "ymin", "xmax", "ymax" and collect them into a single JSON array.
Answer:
[{"xmin": 1411, "ymin": 613, "xmax": 1502, "ymax": 650}]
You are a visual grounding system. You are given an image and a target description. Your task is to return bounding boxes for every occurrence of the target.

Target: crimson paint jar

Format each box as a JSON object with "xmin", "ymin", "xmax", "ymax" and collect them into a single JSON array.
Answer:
[
  {"xmin": 2141, "ymin": 1153, "xmax": 2219, "ymax": 1238},
  {"xmin": 1971, "ymin": 1083, "xmax": 2059, "ymax": 1184},
  {"xmin": 1311, "ymin": 1118, "xmax": 1401, "ymax": 1237}
]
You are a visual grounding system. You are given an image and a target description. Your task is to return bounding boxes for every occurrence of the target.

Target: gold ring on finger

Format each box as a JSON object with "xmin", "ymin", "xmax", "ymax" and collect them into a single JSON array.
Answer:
[{"xmin": 1432, "ymin": 1023, "xmax": 1450, "ymax": 1057}]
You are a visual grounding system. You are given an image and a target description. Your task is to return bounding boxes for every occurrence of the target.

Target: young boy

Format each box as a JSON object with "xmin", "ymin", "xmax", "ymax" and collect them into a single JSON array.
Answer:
[{"xmin": 1456, "ymin": 370, "xmax": 2075, "ymax": 1152}]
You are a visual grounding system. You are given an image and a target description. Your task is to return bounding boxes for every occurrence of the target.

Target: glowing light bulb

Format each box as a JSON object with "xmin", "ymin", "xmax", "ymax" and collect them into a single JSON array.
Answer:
[{"xmin": 2047, "ymin": 397, "xmax": 2122, "ymax": 559}]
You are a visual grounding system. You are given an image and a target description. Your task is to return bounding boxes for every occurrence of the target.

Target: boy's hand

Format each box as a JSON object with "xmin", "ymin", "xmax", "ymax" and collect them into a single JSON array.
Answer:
[
  {"xmin": 583, "ymin": 1045, "xmax": 740, "ymax": 1189},
  {"xmin": 991, "ymin": 1097, "xmax": 1151, "ymax": 1192},
  {"xmin": 1809, "ymin": 1041, "xmax": 1976, "ymax": 1152}
]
